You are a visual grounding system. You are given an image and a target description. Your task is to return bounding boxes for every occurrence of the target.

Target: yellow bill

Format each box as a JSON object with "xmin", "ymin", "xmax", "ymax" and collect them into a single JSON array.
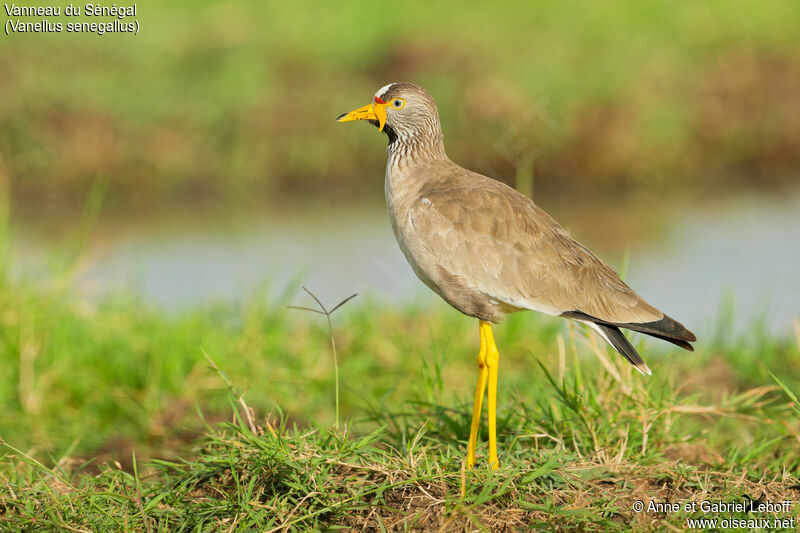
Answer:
[{"xmin": 336, "ymin": 98, "xmax": 388, "ymax": 131}]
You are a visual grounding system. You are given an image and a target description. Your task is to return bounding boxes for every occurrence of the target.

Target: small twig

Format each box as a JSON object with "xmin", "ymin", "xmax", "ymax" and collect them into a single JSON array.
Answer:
[
  {"xmin": 283, "ymin": 490, "xmax": 321, "ymax": 527},
  {"xmin": 288, "ymin": 286, "xmax": 357, "ymax": 429},
  {"xmin": 581, "ymin": 326, "xmax": 630, "ymax": 394},
  {"xmin": 556, "ymin": 334, "xmax": 566, "ymax": 383},
  {"xmin": 0, "ymin": 437, "xmax": 77, "ymax": 491},
  {"xmin": 328, "ymin": 293, "xmax": 359, "ymax": 314},
  {"xmin": 132, "ymin": 450, "xmax": 153, "ymax": 533},
  {"xmin": 459, "ymin": 460, "xmax": 467, "ymax": 499},
  {"xmin": 202, "ymin": 348, "xmax": 258, "ymax": 435}
]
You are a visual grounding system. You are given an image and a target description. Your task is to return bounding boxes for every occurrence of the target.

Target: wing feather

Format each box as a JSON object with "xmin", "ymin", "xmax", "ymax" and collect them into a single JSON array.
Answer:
[{"xmin": 402, "ymin": 168, "xmax": 663, "ymax": 324}]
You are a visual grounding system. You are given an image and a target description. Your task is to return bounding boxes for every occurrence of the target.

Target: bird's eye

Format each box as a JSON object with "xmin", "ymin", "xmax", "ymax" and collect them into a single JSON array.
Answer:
[{"xmin": 392, "ymin": 98, "xmax": 405, "ymax": 109}]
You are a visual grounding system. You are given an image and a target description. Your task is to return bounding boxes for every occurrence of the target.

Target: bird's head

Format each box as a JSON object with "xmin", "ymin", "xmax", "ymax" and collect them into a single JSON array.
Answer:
[{"xmin": 337, "ymin": 82, "xmax": 443, "ymax": 150}]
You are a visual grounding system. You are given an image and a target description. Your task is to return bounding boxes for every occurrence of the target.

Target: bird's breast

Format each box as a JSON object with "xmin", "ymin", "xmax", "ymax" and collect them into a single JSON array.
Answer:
[
  {"xmin": 384, "ymin": 166, "xmax": 418, "ymax": 259},
  {"xmin": 384, "ymin": 164, "xmax": 438, "ymax": 284}
]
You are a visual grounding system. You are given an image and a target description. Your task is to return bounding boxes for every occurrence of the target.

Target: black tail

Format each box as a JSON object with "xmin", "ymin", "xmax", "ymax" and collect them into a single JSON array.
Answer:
[
  {"xmin": 616, "ymin": 314, "xmax": 696, "ymax": 352},
  {"xmin": 595, "ymin": 323, "xmax": 651, "ymax": 375},
  {"xmin": 562, "ymin": 311, "xmax": 696, "ymax": 352}
]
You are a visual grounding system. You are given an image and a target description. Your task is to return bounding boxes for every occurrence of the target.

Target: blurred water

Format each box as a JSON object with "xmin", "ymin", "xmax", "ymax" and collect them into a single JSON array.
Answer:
[
  {"xmin": 12, "ymin": 191, "xmax": 800, "ymax": 339},
  {"xmin": 625, "ymin": 192, "xmax": 800, "ymax": 338}
]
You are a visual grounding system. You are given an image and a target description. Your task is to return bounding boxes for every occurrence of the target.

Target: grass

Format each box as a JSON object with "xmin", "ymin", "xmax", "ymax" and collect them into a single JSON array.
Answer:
[
  {"xmin": 1, "ymin": 249, "xmax": 800, "ymax": 530},
  {"xmin": 3, "ymin": 2, "xmax": 800, "ymax": 527},
  {"xmin": 3, "ymin": 0, "xmax": 800, "ymax": 212}
]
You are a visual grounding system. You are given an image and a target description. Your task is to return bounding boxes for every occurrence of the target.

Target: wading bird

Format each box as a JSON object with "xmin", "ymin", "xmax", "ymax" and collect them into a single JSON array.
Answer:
[{"xmin": 337, "ymin": 82, "xmax": 696, "ymax": 469}]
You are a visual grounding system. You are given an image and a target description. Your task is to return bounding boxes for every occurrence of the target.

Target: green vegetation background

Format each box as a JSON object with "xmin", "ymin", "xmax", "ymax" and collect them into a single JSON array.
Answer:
[{"xmin": 2, "ymin": 0, "xmax": 799, "ymax": 212}]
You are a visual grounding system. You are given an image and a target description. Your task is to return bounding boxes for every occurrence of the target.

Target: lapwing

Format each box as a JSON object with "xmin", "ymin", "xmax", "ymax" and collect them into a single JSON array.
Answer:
[{"xmin": 337, "ymin": 82, "xmax": 696, "ymax": 469}]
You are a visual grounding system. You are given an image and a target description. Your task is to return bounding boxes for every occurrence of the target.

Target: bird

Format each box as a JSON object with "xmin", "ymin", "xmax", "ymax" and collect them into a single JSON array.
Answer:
[{"xmin": 336, "ymin": 82, "xmax": 696, "ymax": 470}]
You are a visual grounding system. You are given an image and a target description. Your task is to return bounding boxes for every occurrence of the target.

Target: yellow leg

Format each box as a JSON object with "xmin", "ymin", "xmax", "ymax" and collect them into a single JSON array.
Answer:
[
  {"xmin": 466, "ymin": 321, "xmax": 488, "ymax": 468},
  {"xmin": 483, "ymin": 322, "xmax": 500, "ymax": 470}
]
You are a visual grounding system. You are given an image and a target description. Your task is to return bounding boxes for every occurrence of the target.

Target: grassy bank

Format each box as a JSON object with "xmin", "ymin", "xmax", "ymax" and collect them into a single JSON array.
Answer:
[
  {"xmin": 1, "ymin": 256, "xmax": 799, "ymax": 529},
  {"xmin": 2, "ymin": 0, "xmax": 800, "ymax": 212}
]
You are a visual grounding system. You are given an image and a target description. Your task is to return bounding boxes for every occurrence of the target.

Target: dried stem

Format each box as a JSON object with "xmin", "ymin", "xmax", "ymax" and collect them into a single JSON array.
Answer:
[
  {"xmin": 289, "ymin": 286, "xmax": 357, "ymax": 429},
  {"xmin": 202, "ymin": 348, "xmax": 258, "ymax": 435}
]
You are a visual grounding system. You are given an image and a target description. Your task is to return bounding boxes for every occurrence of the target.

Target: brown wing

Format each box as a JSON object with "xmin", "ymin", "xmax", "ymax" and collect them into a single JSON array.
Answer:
[{"xmin": 406, "ymin": 168, "xmax": 664, "ymax": 325}]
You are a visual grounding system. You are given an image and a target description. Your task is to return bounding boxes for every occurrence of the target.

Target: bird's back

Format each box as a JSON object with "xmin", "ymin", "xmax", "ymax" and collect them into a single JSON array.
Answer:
[{"xmin": 386, "ymin": 158, "xmax": 665, "ymax": 325}]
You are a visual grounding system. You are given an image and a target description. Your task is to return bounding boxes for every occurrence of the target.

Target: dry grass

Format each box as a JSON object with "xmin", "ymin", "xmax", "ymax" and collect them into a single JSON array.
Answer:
[{"xmin": 3, "ymin": 328, "xmax": 800, "ymax": 531}]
